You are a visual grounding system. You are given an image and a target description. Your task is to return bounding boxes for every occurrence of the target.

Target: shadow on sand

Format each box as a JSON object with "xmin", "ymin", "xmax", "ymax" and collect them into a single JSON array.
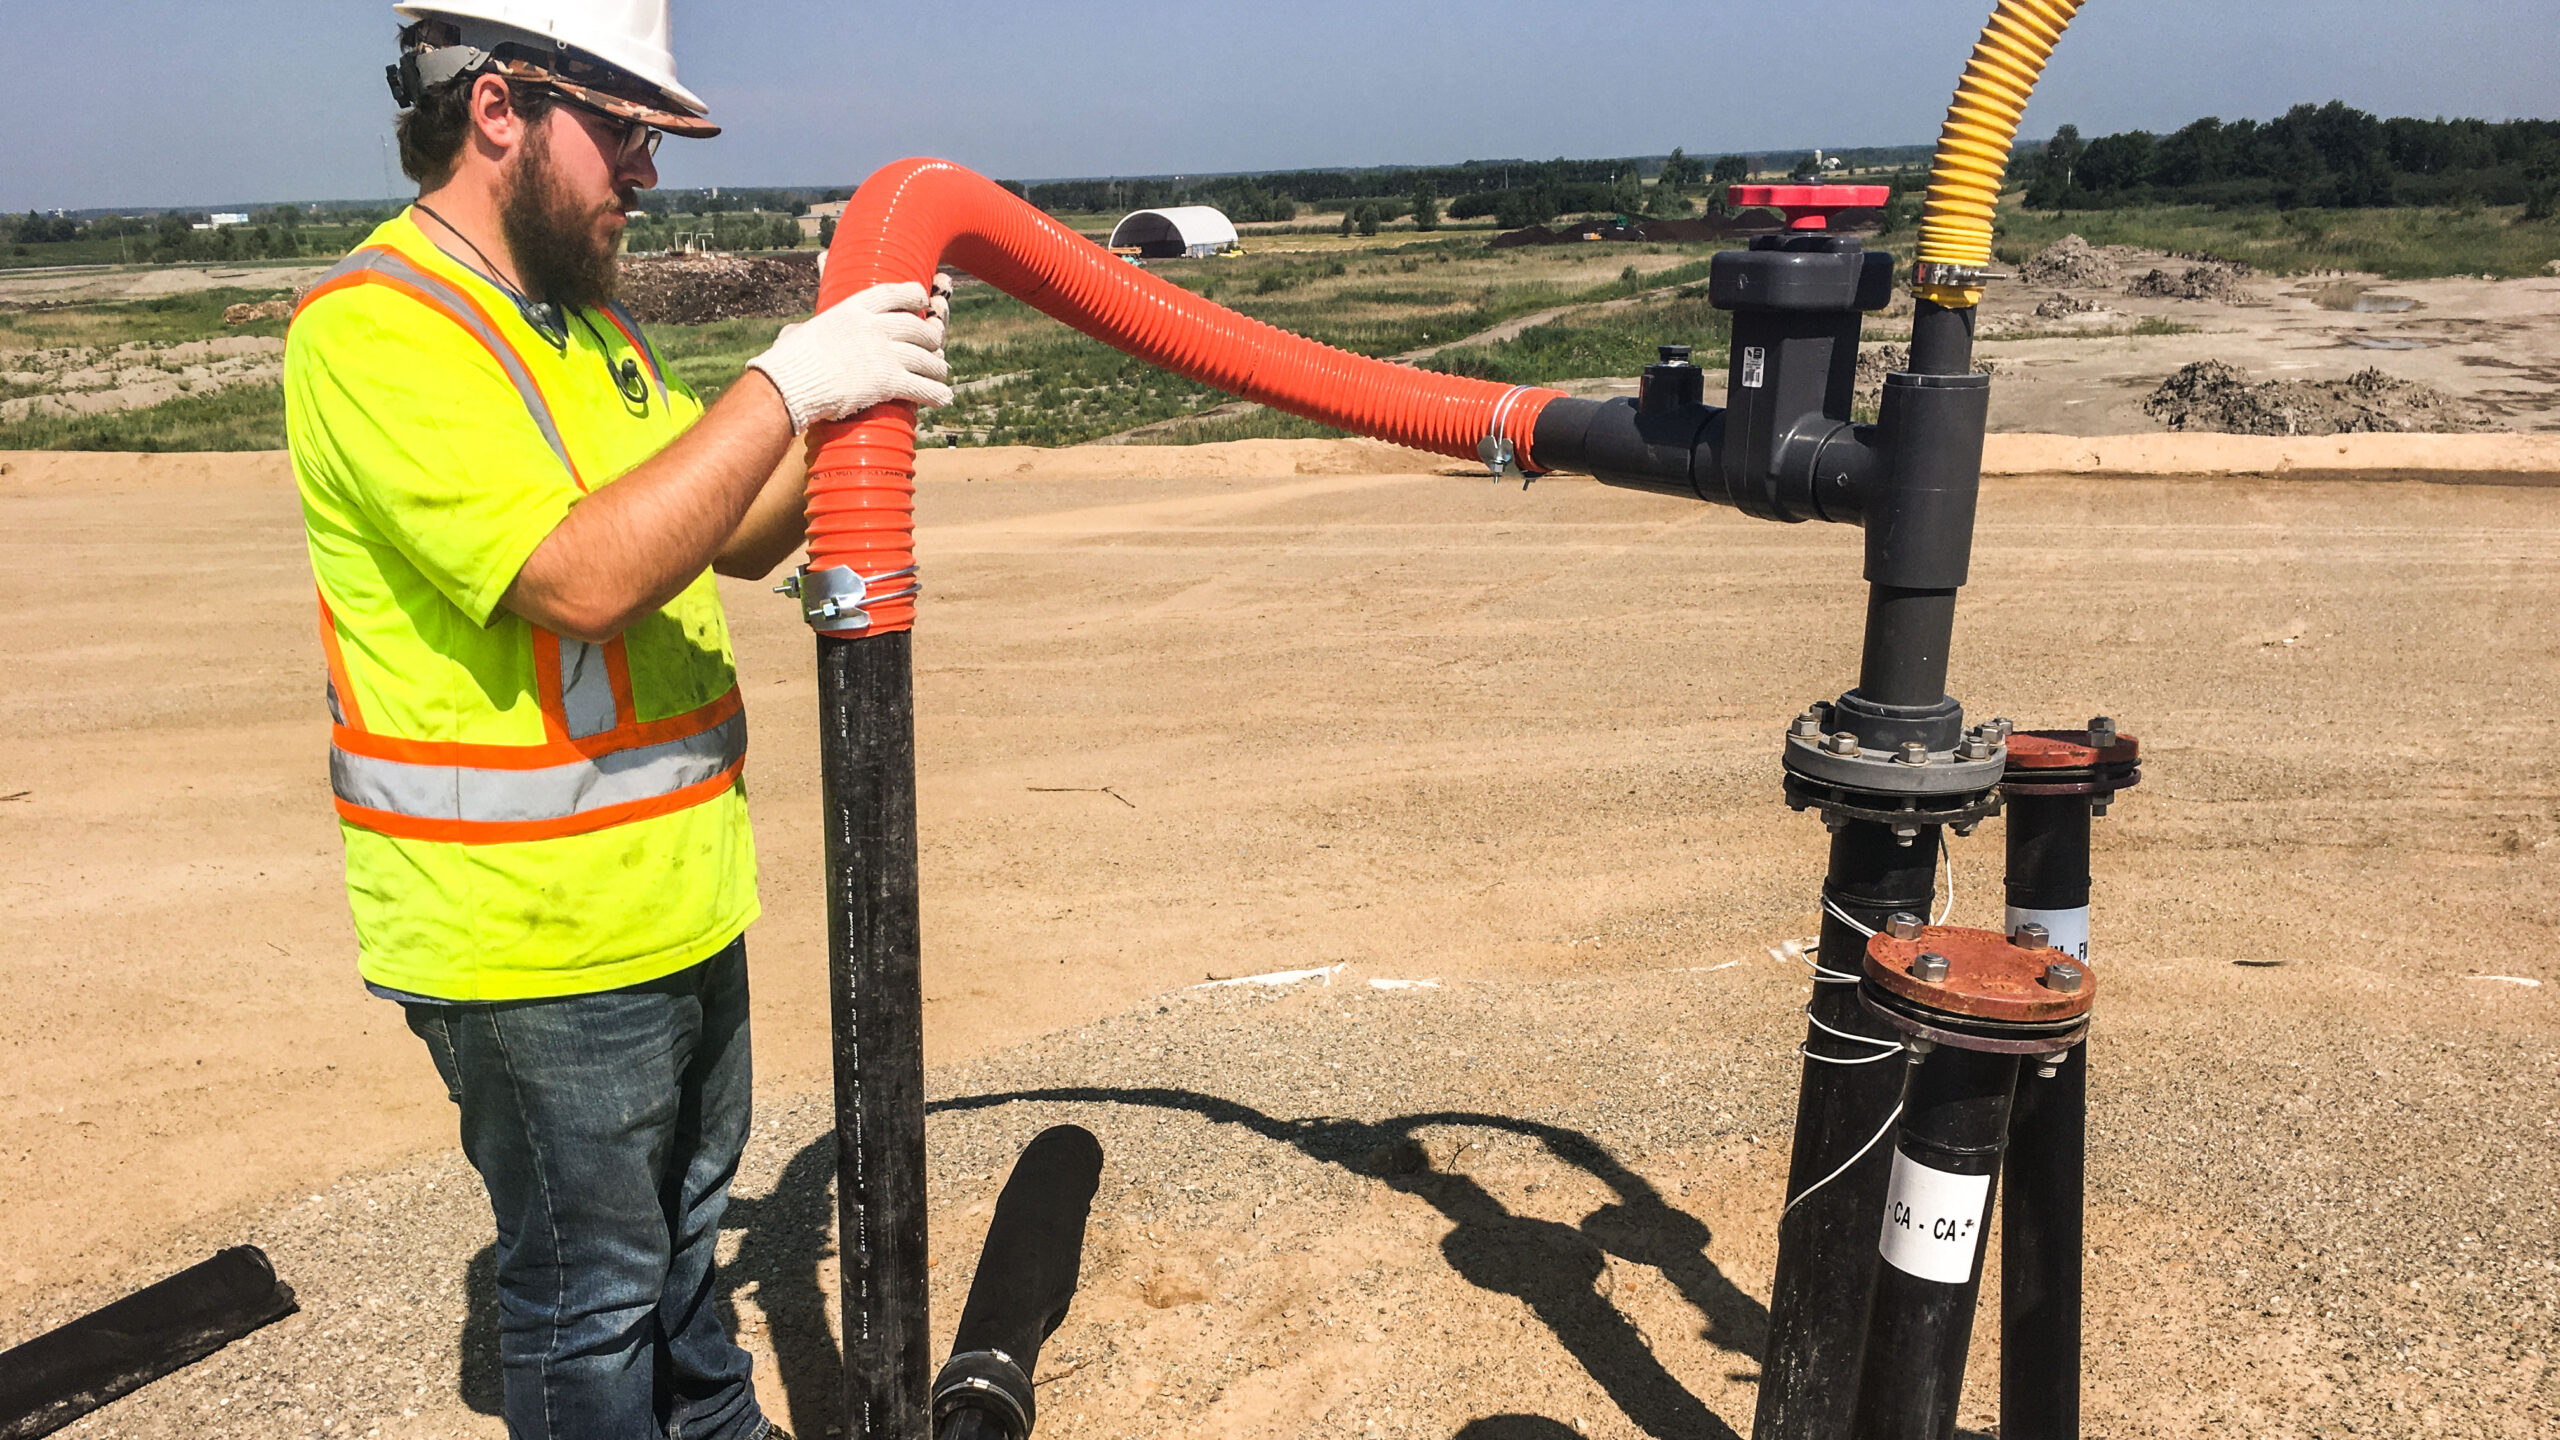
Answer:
[{"xmin": 458, "ymin": 1085, "xmax": 1771, "ymax": 1438}]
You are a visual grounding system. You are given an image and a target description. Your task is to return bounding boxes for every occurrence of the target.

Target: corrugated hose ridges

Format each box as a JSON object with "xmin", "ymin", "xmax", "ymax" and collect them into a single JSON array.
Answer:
[
  {"xmin": 1914, "ymin": 0, "xmax": 2088, "ymax": 309},
  {"xmin": 800, "ymin": 158, "xmax": 1568, "ymax": 637}
]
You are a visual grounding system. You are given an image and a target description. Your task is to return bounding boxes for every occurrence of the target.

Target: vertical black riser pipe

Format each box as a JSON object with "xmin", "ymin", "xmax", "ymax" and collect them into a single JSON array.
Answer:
[
  {"xmin": 819, "ymin": 630, "xmax": 933, "ymax": 1440},
  {"xmin": 1849, "ymin": 1044, "xmax": 2022, "ymax": 1440},
  {"xmin": 1753, "ymin": 823, "xmax": 1939, "ymax": 1440},
  {"xmin": 2001, "ymin": 789, "xmax": 2095, "ymax": 1439}
]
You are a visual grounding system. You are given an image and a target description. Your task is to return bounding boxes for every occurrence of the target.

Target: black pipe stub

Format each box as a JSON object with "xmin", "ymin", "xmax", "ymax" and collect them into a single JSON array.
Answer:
[
  {"xmin": 1859, "ymin": 924, "xmax": 2094, "ymax": 1053},
  {"xmin": 2001, "ymin": 718, "xmax": 2142, "ymax": 814}
]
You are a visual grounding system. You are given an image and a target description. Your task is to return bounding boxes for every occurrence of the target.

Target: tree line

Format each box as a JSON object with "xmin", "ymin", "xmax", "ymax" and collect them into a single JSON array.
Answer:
[{"xmin": 2013, "ymin": 102, "xmax": 2560, "ymax": 216}]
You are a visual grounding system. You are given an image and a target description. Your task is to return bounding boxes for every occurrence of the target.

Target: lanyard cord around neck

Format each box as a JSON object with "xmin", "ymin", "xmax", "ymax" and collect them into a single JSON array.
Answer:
[{"xmin": 412, "ymin": 201, "xmax": 567, "ymax": 350}]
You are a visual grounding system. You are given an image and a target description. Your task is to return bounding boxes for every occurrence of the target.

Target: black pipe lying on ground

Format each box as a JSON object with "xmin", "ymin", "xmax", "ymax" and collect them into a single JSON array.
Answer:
[
  {"xmin": 0, "ymin": 1246, "xmax": 297, "ymax": 1440},
  {"xmin": 932, "ymin": 1125, "xmax": 1106, "ymax": 1440}
]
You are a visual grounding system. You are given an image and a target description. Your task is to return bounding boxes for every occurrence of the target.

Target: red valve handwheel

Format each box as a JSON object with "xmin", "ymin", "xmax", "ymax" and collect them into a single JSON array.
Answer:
[{"xmin": 1726, "ymin": 184, "xmax": 1892, "ymax": 231}]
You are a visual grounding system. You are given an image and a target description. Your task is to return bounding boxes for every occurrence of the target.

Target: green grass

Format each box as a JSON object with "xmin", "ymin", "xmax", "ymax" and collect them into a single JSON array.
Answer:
[
  {"xmin": 1424, "ymin": 293, "xmax": 1734, "ymax": 384},
  {"xmin": 1126, "ymin": 407, "xmax": 1354, "ymax": 445},
  {"xmin": 643, "ymin": 316, "xmax": 792, "ymax": 404},
  {"xmin": 1993, "ymin": 201, "xmax": 2560, "ymax": 280},
  {"xmin": 0, "ymin": 287, "xmax": 294, "ymax": 350},
  {"xmin": 0, "ymin": 382, "xmax": 285, "ymax": 451}
]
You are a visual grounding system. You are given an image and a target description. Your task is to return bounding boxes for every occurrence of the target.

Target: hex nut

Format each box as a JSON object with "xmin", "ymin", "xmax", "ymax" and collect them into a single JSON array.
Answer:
[
  {"xmin": 2088, "ymin": 716, "xmax": 2118, "ymax": 749},
  {"xmin": 1911, "ymin": 952, "xmax": 1951, "ymax": 983},
  {"xmin": 2011, "ymin": 922, "xmax": 2051, "ymax": 950},
  {"xmin": 1791, "ymin": 712, "xmax": 1824, "ymax": 738},
  {"xmin": 1824, "ymin": 732, "xmax": 1861, "ymax": 756},
  {"xmin": 1986, "ymin": 717, "xmax": 2015, "ymax": 741},
  {"xmin": 1898, "ymin": 741, "xmax": 1931, "ymax": 765},
  {"xmin": 2042, "ymin": 961, "xmax": 2085, "ymax": 993},
  {"xmin": 1885, "ymin": 913, "xmax": 1924, "ymax": 940}
]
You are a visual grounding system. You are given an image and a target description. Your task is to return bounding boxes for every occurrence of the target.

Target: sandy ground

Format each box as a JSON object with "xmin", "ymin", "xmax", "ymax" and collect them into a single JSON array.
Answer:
[
  {"xmin": 4, "ymin": 440, "xmax": 2558, "ymax": 1437},
  {"xmin": 1969, "ymin": 270, "xmax": 2560, "ymax": 435}
]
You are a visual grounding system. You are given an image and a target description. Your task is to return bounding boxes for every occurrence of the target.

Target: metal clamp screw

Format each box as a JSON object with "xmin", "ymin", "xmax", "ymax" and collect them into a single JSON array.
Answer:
[{"xmin": 1912, "ymin": 259, "xmax": 2011, "ymax": 290}]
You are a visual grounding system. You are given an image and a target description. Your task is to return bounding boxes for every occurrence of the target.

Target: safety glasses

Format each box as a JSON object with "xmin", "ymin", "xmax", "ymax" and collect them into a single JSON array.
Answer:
[{"xmin": 554, "ymin": 91, "xmax": 664, "ymax": 165}]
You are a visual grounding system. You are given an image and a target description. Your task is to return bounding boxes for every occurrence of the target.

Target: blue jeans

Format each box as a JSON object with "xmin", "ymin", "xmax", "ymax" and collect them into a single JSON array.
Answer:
[{"xmin": 406, "ymin": 938, "xmax": 769, "ymax": 1440}]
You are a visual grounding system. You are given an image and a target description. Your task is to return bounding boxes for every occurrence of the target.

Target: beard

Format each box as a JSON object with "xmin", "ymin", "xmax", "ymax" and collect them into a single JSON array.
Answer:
[{"xmin": 499, "ymin": 121, "xmax": 630, "ymax": 313}]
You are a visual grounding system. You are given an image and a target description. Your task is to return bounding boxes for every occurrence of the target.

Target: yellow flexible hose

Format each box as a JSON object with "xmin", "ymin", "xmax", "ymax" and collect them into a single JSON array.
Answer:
[{"xmin": 1913, "ymin": 0, "xmax": 2088, "ymax": 308}]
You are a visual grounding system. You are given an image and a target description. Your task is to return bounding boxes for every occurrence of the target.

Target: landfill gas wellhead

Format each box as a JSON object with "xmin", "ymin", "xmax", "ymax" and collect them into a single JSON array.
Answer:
[{"xmin": 779, "ymin": 3, "xmax": 2131, "ymax": 1438}]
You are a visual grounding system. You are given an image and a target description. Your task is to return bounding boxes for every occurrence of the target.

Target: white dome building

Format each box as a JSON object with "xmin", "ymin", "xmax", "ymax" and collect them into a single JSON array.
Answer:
[{"xmin": 1107, "ymin": 206, "xmax": 1241, "ymax": 259}]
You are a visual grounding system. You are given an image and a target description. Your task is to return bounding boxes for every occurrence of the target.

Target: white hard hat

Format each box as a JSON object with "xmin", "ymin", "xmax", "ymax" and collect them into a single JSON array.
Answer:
[{"xmin": 393, "ymin": 1, "xmax": 709, "ymax": 125}]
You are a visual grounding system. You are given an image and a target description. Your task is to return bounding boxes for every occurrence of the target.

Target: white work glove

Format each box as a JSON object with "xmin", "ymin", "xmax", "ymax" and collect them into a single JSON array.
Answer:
[{"xmin": 748, "ymin": 275, "xmax": 956, "ymax": 431}]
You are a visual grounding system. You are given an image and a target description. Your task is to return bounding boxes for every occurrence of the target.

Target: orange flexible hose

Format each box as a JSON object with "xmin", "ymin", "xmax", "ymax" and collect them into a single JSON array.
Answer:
[{"xmin": 802, "ymin": 158, "xmax": 1568, "ymax": 637}]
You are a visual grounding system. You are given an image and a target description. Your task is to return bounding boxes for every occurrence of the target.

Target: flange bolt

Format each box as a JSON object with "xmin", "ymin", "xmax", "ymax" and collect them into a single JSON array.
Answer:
[
  {"xmin": 1823, "ymin": 731, "xmax": 1861, "ymax": 757},
  {"xmin": 1791, "ymin": 711, "xmax": 1825, "ymax": 739},
  {"xmin": 2010, "ymin": 921, "xmax": 2051, "ymax": 950},
  {"xmin": 1986, "ymin": 717, "xmax": 2014, "ymax": 741},
  {"xmin": 1911, "ymin": 952, "xmax": 1951, "ymax": 983},
  {"xmin": 2088, "ymin": 716, "xmax": 2118, "ymax": 749},
  {"xmin": 2041, "ymin": 960, "xmax": 2085, "ymax": 993},
  {"xmin": 1959, "ymin": 732, "xmax": 1996, "ymax": 760},
  {"xmin": 1897, "ymin": 741, "xmax": 1931, "ymax": 765},
  {"xmin": 1885, "ymin": 913, "xmax": 1924, "ymax": 940}
]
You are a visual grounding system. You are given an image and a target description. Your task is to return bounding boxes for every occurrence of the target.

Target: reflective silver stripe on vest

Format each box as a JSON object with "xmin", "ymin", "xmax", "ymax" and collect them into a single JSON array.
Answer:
[
  {"xmin": 555, "ymin": 634, "xmax": 620, "ymax": 738},
  {"xmin": 313, "ymin": 248, "xmax": 576, "ymax": 477},
  {"xmin": 331, "ymin": 709, "xmax": 746, "ymax": 827}
]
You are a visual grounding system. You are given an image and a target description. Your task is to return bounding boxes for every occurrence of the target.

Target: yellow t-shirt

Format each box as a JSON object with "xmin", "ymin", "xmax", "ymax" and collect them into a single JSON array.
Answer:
[{"xmin": 285, "ymin": 212, "xmax": 758, "ymax": 1000}]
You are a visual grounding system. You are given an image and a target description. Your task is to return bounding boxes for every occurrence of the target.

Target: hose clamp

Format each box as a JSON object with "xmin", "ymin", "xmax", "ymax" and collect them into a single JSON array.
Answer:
[
  {"xmin": 777, "ymin": 563, "xmax": 921, "ymax": 630},
  {"xmin": 1910, "ymin": 260, "xmax": 2011, "ymax": 291},
  {"xmin": 931, "ymin": 1349, "xmax": 1034, "ymax": 1440},
  {"xmin": 1479, "ymin": 384, "xmax": 1538, "ymax": 487}
]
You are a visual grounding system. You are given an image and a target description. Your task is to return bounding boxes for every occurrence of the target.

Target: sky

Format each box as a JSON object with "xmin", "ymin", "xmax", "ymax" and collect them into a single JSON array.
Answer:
[{"xmin": 2, "ymin": 0, "xmax": 2555, "ymax": 213}]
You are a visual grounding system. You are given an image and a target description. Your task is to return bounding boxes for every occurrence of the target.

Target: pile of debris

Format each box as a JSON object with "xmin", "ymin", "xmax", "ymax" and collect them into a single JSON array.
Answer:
[
  {"xmin": 2143, "ymin": 360, "xmax": 2489, "ymax": 435},
  {"xmin": 2126, "ymin": 259, "xmax": 2259, "ymax": 304},
  {"xmin": 221, "ymin": 299, "xmax": 294, "ymax": 326},
  {"xmin": 2017, "ymin": 234, "xmax": 2121, "ymax": 288},
  {"xmin": 2032, "ymin": 293, "xmax": 2108, "ymax": 320},
  {"xmin": 614, "ymin": 252, "xmax": 819, "ymax": 324},
  {"xmin": 1856, "ymin": 344, "xmax": 1996, "ymax": 405}
]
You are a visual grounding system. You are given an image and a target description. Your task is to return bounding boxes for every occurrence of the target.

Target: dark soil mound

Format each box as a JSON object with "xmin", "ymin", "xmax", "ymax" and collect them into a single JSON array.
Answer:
[
  {"xmin": 2143, "ymin": 359, "xmax": 2490, "ymax": 435},
  {"xmin": 616, "ymin": 253, "xmax": 819, "ymax": 324},
  {"xmin": 2019, "ymin": 234, "xmax": 2119, "ymax": 288},
  {"xmin": 2126, "ymin": 261, "xmax": 2258, "ymax": 304}
]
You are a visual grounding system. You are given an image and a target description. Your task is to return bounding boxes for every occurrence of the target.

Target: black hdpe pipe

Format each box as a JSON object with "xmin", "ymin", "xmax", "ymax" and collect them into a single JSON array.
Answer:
[
  {"xmin": 932, "ymin": 1126, "xmax": 1107, "ymax": 1440},
  {"xmin": 1848, "ymin": 1043, "xmax": 2022, "ymax": 1440},
  {"xmin": 820, "ymin": 630, "xmax": 934, "ymax": 1439},
  {"xmin": 0, "ymin": 1246, "xmax": 297, "ymax": 1440},
  {"xmin": 2001, "ymin": 781, "xmax": 2098, "ymax": 1439}
]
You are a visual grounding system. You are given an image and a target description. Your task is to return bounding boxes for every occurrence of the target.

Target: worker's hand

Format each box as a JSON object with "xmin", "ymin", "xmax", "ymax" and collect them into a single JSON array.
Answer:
[{"xmin": 747, "ymin": 279, "xmax": 953, "ymax": 432}]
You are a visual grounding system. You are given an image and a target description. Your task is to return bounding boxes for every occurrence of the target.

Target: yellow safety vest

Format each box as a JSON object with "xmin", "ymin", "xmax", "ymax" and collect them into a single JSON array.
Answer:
[{"xmin": 286, "ymin": 213, "xmax": 757, "ymax": 1001}]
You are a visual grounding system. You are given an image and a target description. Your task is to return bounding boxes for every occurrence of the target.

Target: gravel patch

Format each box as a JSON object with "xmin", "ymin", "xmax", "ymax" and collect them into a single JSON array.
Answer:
[{"xmin": 17, "ymin": 953, "xmax": 2553, "ymax": 1439}]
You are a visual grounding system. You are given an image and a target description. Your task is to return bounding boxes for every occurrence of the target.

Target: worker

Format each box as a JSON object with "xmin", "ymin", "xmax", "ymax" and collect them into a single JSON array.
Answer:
[{"xmin": 285, "ymin": 4, "xmax": 952, "ymax": 1436}]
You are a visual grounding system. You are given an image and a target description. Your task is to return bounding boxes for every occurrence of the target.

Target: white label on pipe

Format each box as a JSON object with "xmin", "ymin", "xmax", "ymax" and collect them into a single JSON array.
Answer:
[
  {"xmin": 2006, "ymin": 905, "xmax": 2090, "ymax": 963},
  {"xmin": 1740, "ymin": 346, "xmax": 1766, "ymax": 388},
  {"xmin": 1878, "ymin": 1150, "xmax": 1991, "ymax": 1284}
]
